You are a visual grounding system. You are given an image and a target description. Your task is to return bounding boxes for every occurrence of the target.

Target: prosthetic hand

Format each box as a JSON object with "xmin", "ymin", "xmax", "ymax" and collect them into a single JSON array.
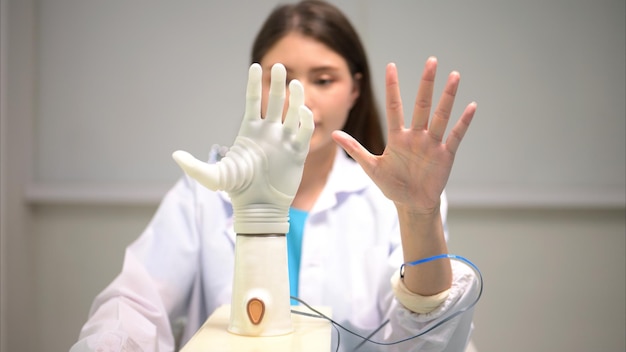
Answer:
[{"xmin": 172, "ymin": 63, "xmax": 314, "ymax": 234}]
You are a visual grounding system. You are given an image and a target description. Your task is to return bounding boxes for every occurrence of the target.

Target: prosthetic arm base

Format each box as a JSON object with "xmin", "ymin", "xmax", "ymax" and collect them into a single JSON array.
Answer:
[
  {"xmin": 229, "ymin": 234, "xmax": 292, "ymax": 336},
  {"xmin": 180, "ymin": 305, "xmax": 332, "ymax": 352}
]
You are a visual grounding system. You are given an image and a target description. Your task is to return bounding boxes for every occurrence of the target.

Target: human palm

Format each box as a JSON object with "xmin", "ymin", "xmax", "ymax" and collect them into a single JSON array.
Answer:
[{"xmin": 333, "ymin": 57, "xmax": 476, "ymax": 212}]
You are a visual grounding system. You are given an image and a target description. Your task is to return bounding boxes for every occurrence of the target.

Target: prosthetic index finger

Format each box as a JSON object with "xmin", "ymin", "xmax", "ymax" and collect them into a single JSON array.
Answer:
[{"xmin": 243, "ymin": 63, "xmax": 262, "ymax": 122}]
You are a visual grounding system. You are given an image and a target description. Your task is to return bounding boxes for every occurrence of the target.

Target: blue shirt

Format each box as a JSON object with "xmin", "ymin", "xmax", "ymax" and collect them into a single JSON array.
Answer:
[{"xmin": 287, "ymin": 207, "xmax": 308, "ymax": 305}]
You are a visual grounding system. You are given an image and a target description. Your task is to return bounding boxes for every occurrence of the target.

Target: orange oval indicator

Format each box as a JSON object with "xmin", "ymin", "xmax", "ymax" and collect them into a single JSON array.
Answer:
[{"xmin": 246, "ymin": 298, "xmax": 265, "ymax": 325}]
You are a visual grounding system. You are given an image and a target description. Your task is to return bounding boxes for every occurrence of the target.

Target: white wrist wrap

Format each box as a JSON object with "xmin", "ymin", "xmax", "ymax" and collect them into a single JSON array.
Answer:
[{"xmin": 391, "ymin": 269, "xmax": 450, "ymax": 314}]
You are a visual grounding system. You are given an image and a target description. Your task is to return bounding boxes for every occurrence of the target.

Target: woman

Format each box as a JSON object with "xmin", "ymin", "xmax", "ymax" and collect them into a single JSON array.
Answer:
[{"xmin": 71, "ymin": 1, "xmax": 479, "ymax": 351}]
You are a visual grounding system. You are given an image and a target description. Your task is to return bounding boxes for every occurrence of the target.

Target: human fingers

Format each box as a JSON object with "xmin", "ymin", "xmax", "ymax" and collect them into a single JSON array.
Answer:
[
  {"xmin": 265, "ymin": 63, "xmax": 287, "ymax": 122},
  {"xmin": 332, "ymin": 130, "xmax": 376, "ymax": 173},
  {"xmin": 385, "ymin": 63, "xmax": 405, "ymax": 132},
  {"xmin": 428, "ymin": 71, "xmax": 460, "ymax": 142},
  {"xmin": 243, "ymin": 63, "xmax": 262, "ymax": 122},
  {"xmin": 284, "ymin": 79, "xmax": 304, "ymax": 134},
  {"xmin": 445, "ymin": 102, "xmax": 477, "ymax": 154},
  {"xmin": 410, "ymin": 57, "xmax": 437, "ymax": 130}
]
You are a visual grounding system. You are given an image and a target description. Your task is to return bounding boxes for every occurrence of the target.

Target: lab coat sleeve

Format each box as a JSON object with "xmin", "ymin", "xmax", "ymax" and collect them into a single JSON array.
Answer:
[
  {"xmin": 70, "ymin": 176, "xmax": 202, "ymax": 352},
  {"xmin": 69, "ymin": 251, "xmax": 171, "ymax": 352},
  {"xmin": 383, "ymin": 260, "xmax": 478, "ymax": 352}
]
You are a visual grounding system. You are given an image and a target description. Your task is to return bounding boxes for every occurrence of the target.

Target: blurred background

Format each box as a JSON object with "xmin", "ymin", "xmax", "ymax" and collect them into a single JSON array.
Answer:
[{"xmin": 1, "ymin": 0, "xmax": 624, "ymax": 351}]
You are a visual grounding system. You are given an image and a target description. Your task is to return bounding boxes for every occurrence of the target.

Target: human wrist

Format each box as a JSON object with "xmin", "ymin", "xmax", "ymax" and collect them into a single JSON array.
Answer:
[{"xmin": 394, "ymin": 201, "xmax": 441, "ymax": 223}]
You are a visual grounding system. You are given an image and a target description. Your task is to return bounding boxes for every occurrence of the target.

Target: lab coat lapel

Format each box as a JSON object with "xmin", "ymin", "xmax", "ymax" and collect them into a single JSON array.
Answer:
[{"xmin": 311, "ymin": 149, "xmax": 371, "ymax": 215}]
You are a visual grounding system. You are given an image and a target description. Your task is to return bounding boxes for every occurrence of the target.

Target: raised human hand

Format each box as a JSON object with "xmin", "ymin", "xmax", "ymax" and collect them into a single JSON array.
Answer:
[
  {"xmin": 333, "ymin": 57, "xmax": 476, "ymax": 213},
  {"xmin": 172, "ymin": 63, "xmax": 314, "ymax": 234}
]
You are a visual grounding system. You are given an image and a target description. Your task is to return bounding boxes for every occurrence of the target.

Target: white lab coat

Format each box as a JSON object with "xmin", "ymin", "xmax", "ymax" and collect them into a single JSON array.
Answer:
[{"xmin": 70, "ymin": 149, "xmax": 479, "ymax": 352}]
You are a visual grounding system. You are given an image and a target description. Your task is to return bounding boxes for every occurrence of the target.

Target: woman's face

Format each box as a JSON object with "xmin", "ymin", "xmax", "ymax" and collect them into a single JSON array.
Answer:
[{"xmin": 260, "ymin": 32, "xmax": 360, "ymax": 155}]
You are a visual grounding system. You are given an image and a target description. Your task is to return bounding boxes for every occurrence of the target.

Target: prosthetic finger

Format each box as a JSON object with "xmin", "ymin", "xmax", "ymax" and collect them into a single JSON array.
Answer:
[
  {"xmin": 172, "ymin": 150, "xmax": 221, "ymax": 190},
  {"xmin": 243, "ymin": 63, "xmax": 262, "ymax": 123},
  {"xmin": 283, "ymin": 79, "xmax": 304, "ymax": 134},
  {"xmin": 264, "ymin": 63, "xmax": 286, "ymax": 122},
  {"xmin": 294, "ymin": 105, "xmax": 314, "ymax": 152}
]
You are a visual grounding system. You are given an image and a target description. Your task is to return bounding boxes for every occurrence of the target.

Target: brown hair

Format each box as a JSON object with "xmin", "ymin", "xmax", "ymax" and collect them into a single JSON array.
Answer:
[{"xmin": 251, "ymin": 0, "xmax": 385, "ymax": 155}]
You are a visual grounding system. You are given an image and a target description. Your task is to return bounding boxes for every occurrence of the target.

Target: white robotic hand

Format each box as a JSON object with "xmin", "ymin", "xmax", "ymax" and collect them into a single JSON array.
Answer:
[{"xmin": 172, "ymin": 63, "xmax": 314, "ymax": 234}]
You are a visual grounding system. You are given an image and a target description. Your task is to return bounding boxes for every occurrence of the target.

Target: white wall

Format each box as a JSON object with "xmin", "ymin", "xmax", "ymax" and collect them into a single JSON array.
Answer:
[
  {"xmin": 446, "ymin": 208, "xmax": 625, "ymax": 351},
  {"xmin": 2, "ymin": 0, "xmax": 37, "ymax": 351},
  {"xmin": 2, "ymin": 1, "xmax": 625, "ymax": 351}
]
